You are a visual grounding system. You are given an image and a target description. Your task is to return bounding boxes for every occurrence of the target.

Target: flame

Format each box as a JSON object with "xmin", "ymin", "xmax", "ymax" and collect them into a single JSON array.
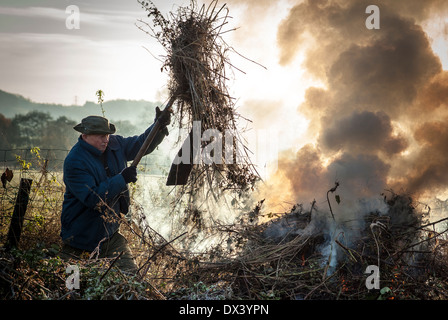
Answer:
[{"xmin": 340, "ymin": 276, "xmax": 349, "ymax": 293}]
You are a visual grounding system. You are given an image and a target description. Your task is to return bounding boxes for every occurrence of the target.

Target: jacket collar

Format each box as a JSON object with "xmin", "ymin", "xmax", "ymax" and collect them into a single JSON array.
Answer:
[
  {"xmin": 107, "ymin": 135, "xmax": 120, "ymax": 151},
  {"xmin": 78, "ymin": 135, "xmax": 104, "ymax": 157}
]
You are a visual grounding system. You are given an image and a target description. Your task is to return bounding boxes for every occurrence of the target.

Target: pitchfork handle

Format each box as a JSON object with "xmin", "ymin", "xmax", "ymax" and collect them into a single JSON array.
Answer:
[{"xmin": 131, "ymin": 96, "xmax": 176, "ymax": 167}]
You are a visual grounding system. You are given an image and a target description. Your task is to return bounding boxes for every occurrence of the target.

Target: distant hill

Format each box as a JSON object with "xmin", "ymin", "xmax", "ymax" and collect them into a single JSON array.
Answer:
[
  {"xmin": 0, "ymin": 89, "xmax": 160, "ymax": 130},
  {"xmin": 0, "ymin": 89, "xmax": 173, "ymax": 171}
]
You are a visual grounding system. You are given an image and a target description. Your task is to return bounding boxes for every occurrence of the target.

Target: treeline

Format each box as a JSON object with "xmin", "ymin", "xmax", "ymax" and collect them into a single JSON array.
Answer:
[
  {"xmin": 0, "ymin": 111, "xmax": 78, "ymax": 151},
  {"xmin": 0, "ymin": 110, "xmax": 145, "ymax": 151},
  {"xmin": 0, "ymin": 110, "xmax": 141, "ymax": 167},
  {"xmin": 0, "ymin": 110, "xmax": 169, "ymax": 172}
]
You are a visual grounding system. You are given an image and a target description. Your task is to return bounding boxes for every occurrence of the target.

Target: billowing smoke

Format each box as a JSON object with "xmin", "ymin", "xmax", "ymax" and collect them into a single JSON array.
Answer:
[
  {"xmin": 319, "ymin": 111, "xmax": 408, "ymax": 157},
  {"xmin": 264, "ymin": 0, "xmax": 448, "ymax": 210},
  {"xmin": 235, "ymin": 0, "xmax": 448, "ymax": 271},
  {"xmin": 402, "ymin": 118, "xmax": 448, "ymax": 196}
]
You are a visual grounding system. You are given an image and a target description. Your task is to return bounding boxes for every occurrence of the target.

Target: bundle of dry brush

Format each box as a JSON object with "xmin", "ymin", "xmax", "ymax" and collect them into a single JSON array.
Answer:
[{"xmin": 137, "ymin": 0, "xmax": 260, "ymax": 201}]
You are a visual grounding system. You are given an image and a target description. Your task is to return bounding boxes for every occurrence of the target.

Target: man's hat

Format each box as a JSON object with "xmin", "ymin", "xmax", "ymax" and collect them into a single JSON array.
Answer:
[{"xmin": 74, "ymin": 116, "xmax": 116, "ymax": 135}]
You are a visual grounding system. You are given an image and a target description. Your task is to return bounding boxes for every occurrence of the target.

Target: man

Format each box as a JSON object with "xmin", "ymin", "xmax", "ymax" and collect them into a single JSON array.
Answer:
[{"xmin": 60, "ymin": 108, "xmax": 170, "ymax": 274}]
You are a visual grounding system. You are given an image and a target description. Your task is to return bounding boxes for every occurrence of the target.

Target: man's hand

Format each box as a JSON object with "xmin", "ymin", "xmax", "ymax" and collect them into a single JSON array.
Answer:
[
  {"xmin": 120, "ymin": 166, "xmax": 137, "ymax": 184},
  {"xmin": 155, "ymin": 106, "xmax": 172, "ymax": 127},
  {"xmin": 155, "ymin": 106, "xmax": 172, "ymax": 136}
]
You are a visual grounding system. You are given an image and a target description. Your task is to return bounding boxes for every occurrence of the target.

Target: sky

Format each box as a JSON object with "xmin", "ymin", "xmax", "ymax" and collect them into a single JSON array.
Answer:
[
  {"xmin": 0, "ymin": 0, "xmax": 311, "ymax": 108},
  {"xmin": 0, "ymin": 0, "xmax": 312, "ymax": 178},
  {"xmin": 0, "ymin": 0, "xmax": 182, "ymax": 105},
  {"xmin": 2, "ymin": 0, "xmax": 448, "ymax": 214}
]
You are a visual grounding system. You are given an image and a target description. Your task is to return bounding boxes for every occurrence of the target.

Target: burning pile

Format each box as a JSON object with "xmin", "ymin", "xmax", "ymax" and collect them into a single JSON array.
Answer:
[
  {"xmin": 169, "ymin": 189, "xmax": 448, "ymax": 300},
  {"xmin": 137, "ymin": 0, "xmax": 259, "ymax": 197}
]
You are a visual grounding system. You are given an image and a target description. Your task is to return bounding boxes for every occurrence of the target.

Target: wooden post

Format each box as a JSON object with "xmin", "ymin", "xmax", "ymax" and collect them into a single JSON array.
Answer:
[{"xmin": 5, "ymin": 178, "xmax": 33, "ymax": 250}]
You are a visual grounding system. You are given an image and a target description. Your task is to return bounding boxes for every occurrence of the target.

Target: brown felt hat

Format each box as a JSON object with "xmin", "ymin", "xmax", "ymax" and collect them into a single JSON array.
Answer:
[{"xmin": 74, "ymin": 116, "xmax": 116, "ymax": 135}]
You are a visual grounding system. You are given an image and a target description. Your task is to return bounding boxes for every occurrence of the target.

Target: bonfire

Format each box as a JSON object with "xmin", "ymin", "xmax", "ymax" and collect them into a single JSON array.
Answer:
[{"xmin": 165, "ymin": 189, "xmax": 448, "ymax": 300}]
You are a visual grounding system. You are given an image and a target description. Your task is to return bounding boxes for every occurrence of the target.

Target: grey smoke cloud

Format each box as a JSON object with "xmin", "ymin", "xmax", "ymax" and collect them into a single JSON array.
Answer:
[
  {"xmin": 270, "ymin": 0, "xmax": 448, "ymax": 205},
  {"xmin": 397, "ymin": 118, "xmax": 448, "ymax": 197},
  {"xmin": 319, "ymin": 111, "xmax": 408, "ymax": 157}
]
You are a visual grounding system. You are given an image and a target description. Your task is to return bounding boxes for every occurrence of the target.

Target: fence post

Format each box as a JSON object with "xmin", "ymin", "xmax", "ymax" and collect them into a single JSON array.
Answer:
[{"xmin": 4, "ymin": 178, "xmax": 33, "ymax": 250}]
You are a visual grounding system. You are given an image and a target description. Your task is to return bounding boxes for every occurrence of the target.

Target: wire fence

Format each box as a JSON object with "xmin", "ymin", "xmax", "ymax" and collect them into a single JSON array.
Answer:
[
  {"xmin": 0, "ymin": 147, "xmax": 170, "ymax": 248},
  {"xmin": 0, "ymin": 148, "xmax": 66, "ymax": 247},
  {"xmin": 0, "ymin": 148, "xmax": 68, "ymax": 171},
  {"xmin": 0, "ymin": 147, "xmax": 168, "ymax": 175}
]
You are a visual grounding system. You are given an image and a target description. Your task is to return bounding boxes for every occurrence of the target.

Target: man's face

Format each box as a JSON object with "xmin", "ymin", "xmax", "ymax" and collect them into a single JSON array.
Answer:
[{"xmin": 82, "ymin": 134, "xmax": 110, "ymax": 153}]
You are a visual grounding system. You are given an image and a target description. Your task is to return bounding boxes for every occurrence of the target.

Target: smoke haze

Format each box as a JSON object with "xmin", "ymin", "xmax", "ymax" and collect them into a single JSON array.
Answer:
[{"xmin": 251, "ymin": 0, "xmax": 448, "ymax": 212}]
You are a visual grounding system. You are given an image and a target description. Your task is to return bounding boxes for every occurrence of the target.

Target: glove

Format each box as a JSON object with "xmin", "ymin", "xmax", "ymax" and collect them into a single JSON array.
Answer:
[
  {"xmin": 155, "ymin": 106, "xmax": 172, "ymax": 128},
  {"xmin": 121, "ymin": 166, "xmax": 137, "ymax": 184}
]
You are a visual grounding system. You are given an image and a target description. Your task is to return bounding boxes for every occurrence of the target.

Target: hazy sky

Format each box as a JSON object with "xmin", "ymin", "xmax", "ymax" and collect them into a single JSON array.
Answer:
[
  {"xmin": 0, "ymin": 0, "xmax": 309, "ymax": 106},
  {"xmin": 0, "ymin": 0, "xmax": 185, "ymax": 105}
]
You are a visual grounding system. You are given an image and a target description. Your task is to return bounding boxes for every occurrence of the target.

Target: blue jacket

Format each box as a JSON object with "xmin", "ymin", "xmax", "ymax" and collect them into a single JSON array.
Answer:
[{"xmin": 61, "ymin": 123, "xmax": 166, "ymax": 251}]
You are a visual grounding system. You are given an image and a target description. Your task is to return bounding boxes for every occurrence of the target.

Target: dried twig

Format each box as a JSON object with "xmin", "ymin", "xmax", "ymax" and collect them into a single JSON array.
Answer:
[
  {"xmin": 138, "ymin": 231, "xmax": 187, "ymax": 279},
  {"xmin": 326, "ymin": 181, "xmax": 339, "ymax": 221},
  {"xmin": 99, "ymin": 251, "xmax": 124, "ymax": 283}
]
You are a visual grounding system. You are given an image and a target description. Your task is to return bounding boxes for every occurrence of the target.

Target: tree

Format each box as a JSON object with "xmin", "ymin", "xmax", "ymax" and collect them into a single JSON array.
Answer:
[
  {"xmin": 0, "ymin": 113, "xmax": 12, "ymax": 149},
  {"xmin": 41, "ymin": 116, "xmax": 78, "ymax": 149},
  {"xmin": 10, "ymin": 111, "xmax": 52, "ymax": 148},
  {"xmin": 8, "ymin": 111, "xmax": 77, "ymax": 150}
]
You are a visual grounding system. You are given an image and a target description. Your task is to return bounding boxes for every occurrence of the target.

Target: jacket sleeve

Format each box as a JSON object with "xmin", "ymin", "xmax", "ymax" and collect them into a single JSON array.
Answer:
[
  {"xmin": 119, "ymin": 122, "xmax": 167, "ymax": 162},
  {"xmin": 64, "ymin": 158, "xmax": 127, "ymax": 211}
]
